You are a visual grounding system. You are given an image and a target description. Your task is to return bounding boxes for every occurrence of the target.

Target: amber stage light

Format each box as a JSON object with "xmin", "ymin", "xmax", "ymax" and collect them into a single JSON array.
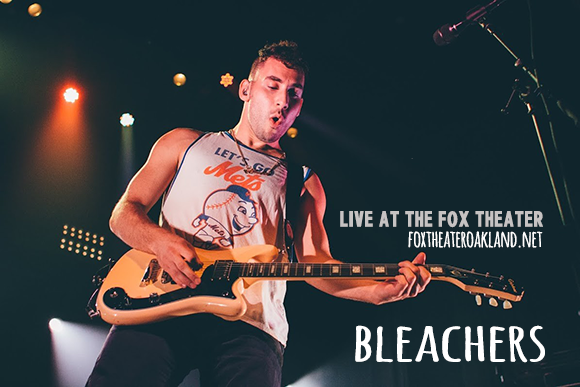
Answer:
[{"xmin": 28, "ymin": 3, "xmax": 42, "ymax": 17}]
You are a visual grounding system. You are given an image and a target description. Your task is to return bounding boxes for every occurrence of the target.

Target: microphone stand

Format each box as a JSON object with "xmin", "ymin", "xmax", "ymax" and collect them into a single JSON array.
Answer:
[
  {"xmin": 478, "ymin": 19, "xmax": 577, "ymax": 228},
  {"xmin": 478, "ymin": 19, "xmax": 580, "ymax": 309}
]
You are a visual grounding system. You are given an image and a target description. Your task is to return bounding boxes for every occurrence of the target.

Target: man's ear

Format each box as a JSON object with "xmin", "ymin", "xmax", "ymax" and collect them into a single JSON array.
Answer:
[{"xmin": 239, "ymin": 79, "xmax": 250, "ymax": 101}]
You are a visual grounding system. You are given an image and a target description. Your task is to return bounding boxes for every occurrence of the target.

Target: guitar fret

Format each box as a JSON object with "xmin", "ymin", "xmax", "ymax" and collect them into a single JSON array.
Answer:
[{"xmin": 374, "ymin": 265, "xmax": 386, "ymax": 275}]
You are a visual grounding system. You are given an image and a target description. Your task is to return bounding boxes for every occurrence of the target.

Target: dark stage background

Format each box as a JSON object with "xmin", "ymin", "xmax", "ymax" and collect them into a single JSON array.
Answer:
[{"xmin": 2, "ymin": 0, "xmax": 580, "ymax": 386}]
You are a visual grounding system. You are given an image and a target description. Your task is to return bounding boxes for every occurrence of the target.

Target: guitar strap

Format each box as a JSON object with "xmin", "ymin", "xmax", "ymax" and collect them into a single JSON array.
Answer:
[{"xmin": 284, "ymin": 162, "xmax": 304, "ymax": 263}]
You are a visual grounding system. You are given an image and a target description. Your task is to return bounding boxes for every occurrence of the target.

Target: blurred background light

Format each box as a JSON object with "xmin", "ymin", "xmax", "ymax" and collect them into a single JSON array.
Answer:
[
  {"xmin": 48, "ymin": 318, "xmax": 63, "ymax": 333},
  {"xmin": 287, "ymin": 127, "xmax": 298, "ymax": 138},
  {"xmin": 120, "ymin": 113, "xmax": 135, "ymax": 127},
  {"xmin": 28, "ymin": 3, "xmax": 42, "ymax": 17},
  {"xmin": 63, "ymin": 88, "xmax": 79, "ymax": 103},
  {"xmin": 173, "ymin": 73, "xmax": 186, "ymax": 86},
  {"xmin": 220, "ymin": 73, "xmax": 233, "ymax": 87}
]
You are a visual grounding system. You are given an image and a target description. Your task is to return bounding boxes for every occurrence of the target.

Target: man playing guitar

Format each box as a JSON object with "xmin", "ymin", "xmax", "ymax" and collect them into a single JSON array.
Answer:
[{"xmin": 86, "ymin": 40, "xmax": 431, "ymax": 387}]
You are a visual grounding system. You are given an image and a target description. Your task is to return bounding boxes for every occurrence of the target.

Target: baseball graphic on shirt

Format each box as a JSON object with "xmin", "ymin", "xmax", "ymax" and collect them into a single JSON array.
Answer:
[{"xmin": 192, "ymin": 185, "xmax": 258, "ymax": 248}]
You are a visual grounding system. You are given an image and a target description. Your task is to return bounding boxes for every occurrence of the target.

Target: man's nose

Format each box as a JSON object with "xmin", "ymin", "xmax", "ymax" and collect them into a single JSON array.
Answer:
[{"xmin": 276, "ymin": 91, "xmax": 289, "ymax": 110}]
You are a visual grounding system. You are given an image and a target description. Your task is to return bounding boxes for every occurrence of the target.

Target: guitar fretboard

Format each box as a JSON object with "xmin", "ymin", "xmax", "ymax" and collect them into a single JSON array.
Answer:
[{"xmin": 213, "ymin": 261, "xmax": 411, "ymax": 279}]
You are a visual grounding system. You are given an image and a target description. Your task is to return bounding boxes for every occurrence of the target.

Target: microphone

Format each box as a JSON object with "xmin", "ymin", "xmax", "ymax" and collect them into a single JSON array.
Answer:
[{"xmin": 433, "ymin": 0, "xmax": 508, "ymax": 46}]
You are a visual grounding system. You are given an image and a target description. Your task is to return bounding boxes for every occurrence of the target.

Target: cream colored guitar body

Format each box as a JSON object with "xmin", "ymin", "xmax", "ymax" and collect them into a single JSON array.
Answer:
[{"xmin": 96, "ymin": 245, "xmax": 279, "ymax": 325}]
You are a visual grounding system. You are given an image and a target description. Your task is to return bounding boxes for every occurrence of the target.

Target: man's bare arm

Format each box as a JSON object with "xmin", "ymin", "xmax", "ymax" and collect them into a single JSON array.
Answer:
[
  {"xmin": 294, "ymin": 173, "xmax": 431, "ymax": 305},
  {"xmin": 109, "ymin": 128, "xmax": 202, "ymax": 288}
]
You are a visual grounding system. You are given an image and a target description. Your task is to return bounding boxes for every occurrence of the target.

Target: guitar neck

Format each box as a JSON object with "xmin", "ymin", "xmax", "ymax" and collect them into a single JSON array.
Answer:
[{"xmin": 214, "ymin": 261, "xmax": 451, "ymax": 280}]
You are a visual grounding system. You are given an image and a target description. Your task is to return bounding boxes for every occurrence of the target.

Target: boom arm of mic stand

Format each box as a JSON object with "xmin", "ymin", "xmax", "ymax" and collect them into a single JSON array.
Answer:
[{"xmin": 477, "ymin": 20, "xmax": 576, "ymax": 227}]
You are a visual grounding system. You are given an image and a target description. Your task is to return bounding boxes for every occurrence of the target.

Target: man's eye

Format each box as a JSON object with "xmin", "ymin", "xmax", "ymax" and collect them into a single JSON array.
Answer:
[
  {"xmin": 268, "ymin": 85, "xmax": 278, "ymax": 90},
  {"xmin": 238, "ymin": 206, "xmax": 247, "ymax": 215}
]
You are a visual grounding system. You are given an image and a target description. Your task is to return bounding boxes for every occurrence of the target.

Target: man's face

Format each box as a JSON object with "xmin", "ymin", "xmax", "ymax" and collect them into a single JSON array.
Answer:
[{"xmin": 245, "ymin": 58, "xmax": 304, "ymax": 144}]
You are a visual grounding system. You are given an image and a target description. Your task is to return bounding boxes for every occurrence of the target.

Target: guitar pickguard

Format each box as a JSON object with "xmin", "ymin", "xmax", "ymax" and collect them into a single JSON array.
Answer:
[{"xmin": 101, "ymin": 264, "xmax": 237, "ymax": 312}]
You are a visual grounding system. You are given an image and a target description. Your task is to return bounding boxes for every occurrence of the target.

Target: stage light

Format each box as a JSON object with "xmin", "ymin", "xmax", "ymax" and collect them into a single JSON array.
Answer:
[
  {"xmin": 28, "ymin": 3, "xmax": 42, "ymax": 16},
  {"xmin": 1, "ymin": 0, "xmax": 13, "ymax": 4},
  {"xmin": 173, "ymin": 73, "xmax": 186, "ymax": 86},
  {"xmin": 287, "ymin": 127, "xmax": 298, "ymax": 138},
  {"xmin": 63, "ymin": 88, "xmax": 79, "ymax": 103},
  {"xmin": 60, "ymin": 225, "xmax": 106, "ymax": 259},
  {"xmin": 49, "ymin": 318, "xmax": 63, "ymax": 332},
  {"xmin": 120, "ymin": 113, "xmax": 134, "ymax": 127},
  {"xmin": 220, "ymin": 73, "xmax": 234, "ymax": 87},
  {"xmin": 50, "ymin": 319, "xmax": 110, "ymax": 387}
]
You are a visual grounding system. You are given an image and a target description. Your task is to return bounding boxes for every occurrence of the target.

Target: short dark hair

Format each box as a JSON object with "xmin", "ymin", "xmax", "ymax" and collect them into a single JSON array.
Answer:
[{"xmin": 249, "ymin": 40, "xmax": 309, "ymax": 81}]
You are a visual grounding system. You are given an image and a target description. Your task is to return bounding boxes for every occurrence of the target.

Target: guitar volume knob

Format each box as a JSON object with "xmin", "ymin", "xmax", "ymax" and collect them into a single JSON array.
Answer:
[{"xmin": 149, "ymin": 292, "xmax": 160, "ymax": 305}]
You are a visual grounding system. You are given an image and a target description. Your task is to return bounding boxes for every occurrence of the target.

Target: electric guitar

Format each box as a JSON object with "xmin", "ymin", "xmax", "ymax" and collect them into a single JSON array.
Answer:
[{"xmin": 95, "ymin": 245, "xmax": 524, "ymax": 325}]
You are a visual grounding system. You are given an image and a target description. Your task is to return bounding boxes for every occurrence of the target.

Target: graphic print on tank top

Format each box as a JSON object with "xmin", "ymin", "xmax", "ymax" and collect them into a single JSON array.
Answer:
[{"xmin": 191, "ymin": 185, "xmax": 258, "ymax": 248}]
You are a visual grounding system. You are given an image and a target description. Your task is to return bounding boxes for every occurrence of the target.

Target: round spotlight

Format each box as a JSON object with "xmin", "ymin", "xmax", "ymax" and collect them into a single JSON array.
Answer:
[
  {"xmin": 173, "ymin": 73, "xmax": 186, "ymax": 87},
  {"xmin": 1, "ymin": 0, "xmax": 14, "ymax": 4},
  {"xmin": 28, "ymin": 3, "xmax": 42, "ymax": 17},
  {"xmin": 286, "ymin": 127, "xmax": 298, "ymax": 138},
  {"xmin": 49, "ymin": 318, "xmax": 63, "ymax": 332},
  {"xmin": 120, "ymin": 113, "xmax": 135, "ymax": 127},
  {"xmin": 63, "ymin": 88, "xmax": 79, "ymax": 103}
]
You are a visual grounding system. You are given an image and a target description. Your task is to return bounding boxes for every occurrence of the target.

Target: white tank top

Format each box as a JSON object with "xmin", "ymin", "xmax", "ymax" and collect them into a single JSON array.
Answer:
[{"xmin": 161, "ymin": 131, "xmax": 296, "ymax": 345}]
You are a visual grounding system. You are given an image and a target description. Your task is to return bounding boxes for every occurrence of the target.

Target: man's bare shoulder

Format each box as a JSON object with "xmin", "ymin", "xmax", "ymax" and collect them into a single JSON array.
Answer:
[
  {"xmin": 159, "ymin": 127, "xmax": 204, "ymax": 144},
  {"xmin": 153, "ymin": 128, "xmax": 204, "ymax": 157}
]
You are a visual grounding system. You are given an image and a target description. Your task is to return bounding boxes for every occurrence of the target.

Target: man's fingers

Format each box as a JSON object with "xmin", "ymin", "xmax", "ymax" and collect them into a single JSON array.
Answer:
[
  {"xmin": 398, "ymin": 267, "xmax": 417, "ymax": 296},
  {"xmin": 418, "ymin": 266, "xmax": 431, "ymax": 287},
  {"xmin": 179, "ymin": 244, "xmax": 203, "ymax": 268},
  {"xmin": 412, "ymin": 252, "xmax": 426, "ymax": 265},
  {"xmin": 167, "ymin": 264, "xmax": 196, "ymax": 289},
  {"xmin": 175, "ymin": 259, "xmax": 201, "ymax": 287},
  {"xmin": 398, "ymin": 255, "xmax": 431, "ymax": 297}
]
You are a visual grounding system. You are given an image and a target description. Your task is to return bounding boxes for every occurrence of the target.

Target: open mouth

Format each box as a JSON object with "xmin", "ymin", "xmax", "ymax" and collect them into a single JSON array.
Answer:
[{"xmin": 270, "ymin": 116, "xmax": 282, "ymax": 126}]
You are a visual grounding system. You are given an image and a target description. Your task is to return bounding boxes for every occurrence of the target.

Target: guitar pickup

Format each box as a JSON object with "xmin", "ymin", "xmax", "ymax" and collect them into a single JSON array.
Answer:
[
  {"xmin": 140, "ymin": 259, "xmax": 161, "ymax": 287},
  {"xmin": 161, "ymin": 271, "xmax": 177, "ymax": 285}
]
